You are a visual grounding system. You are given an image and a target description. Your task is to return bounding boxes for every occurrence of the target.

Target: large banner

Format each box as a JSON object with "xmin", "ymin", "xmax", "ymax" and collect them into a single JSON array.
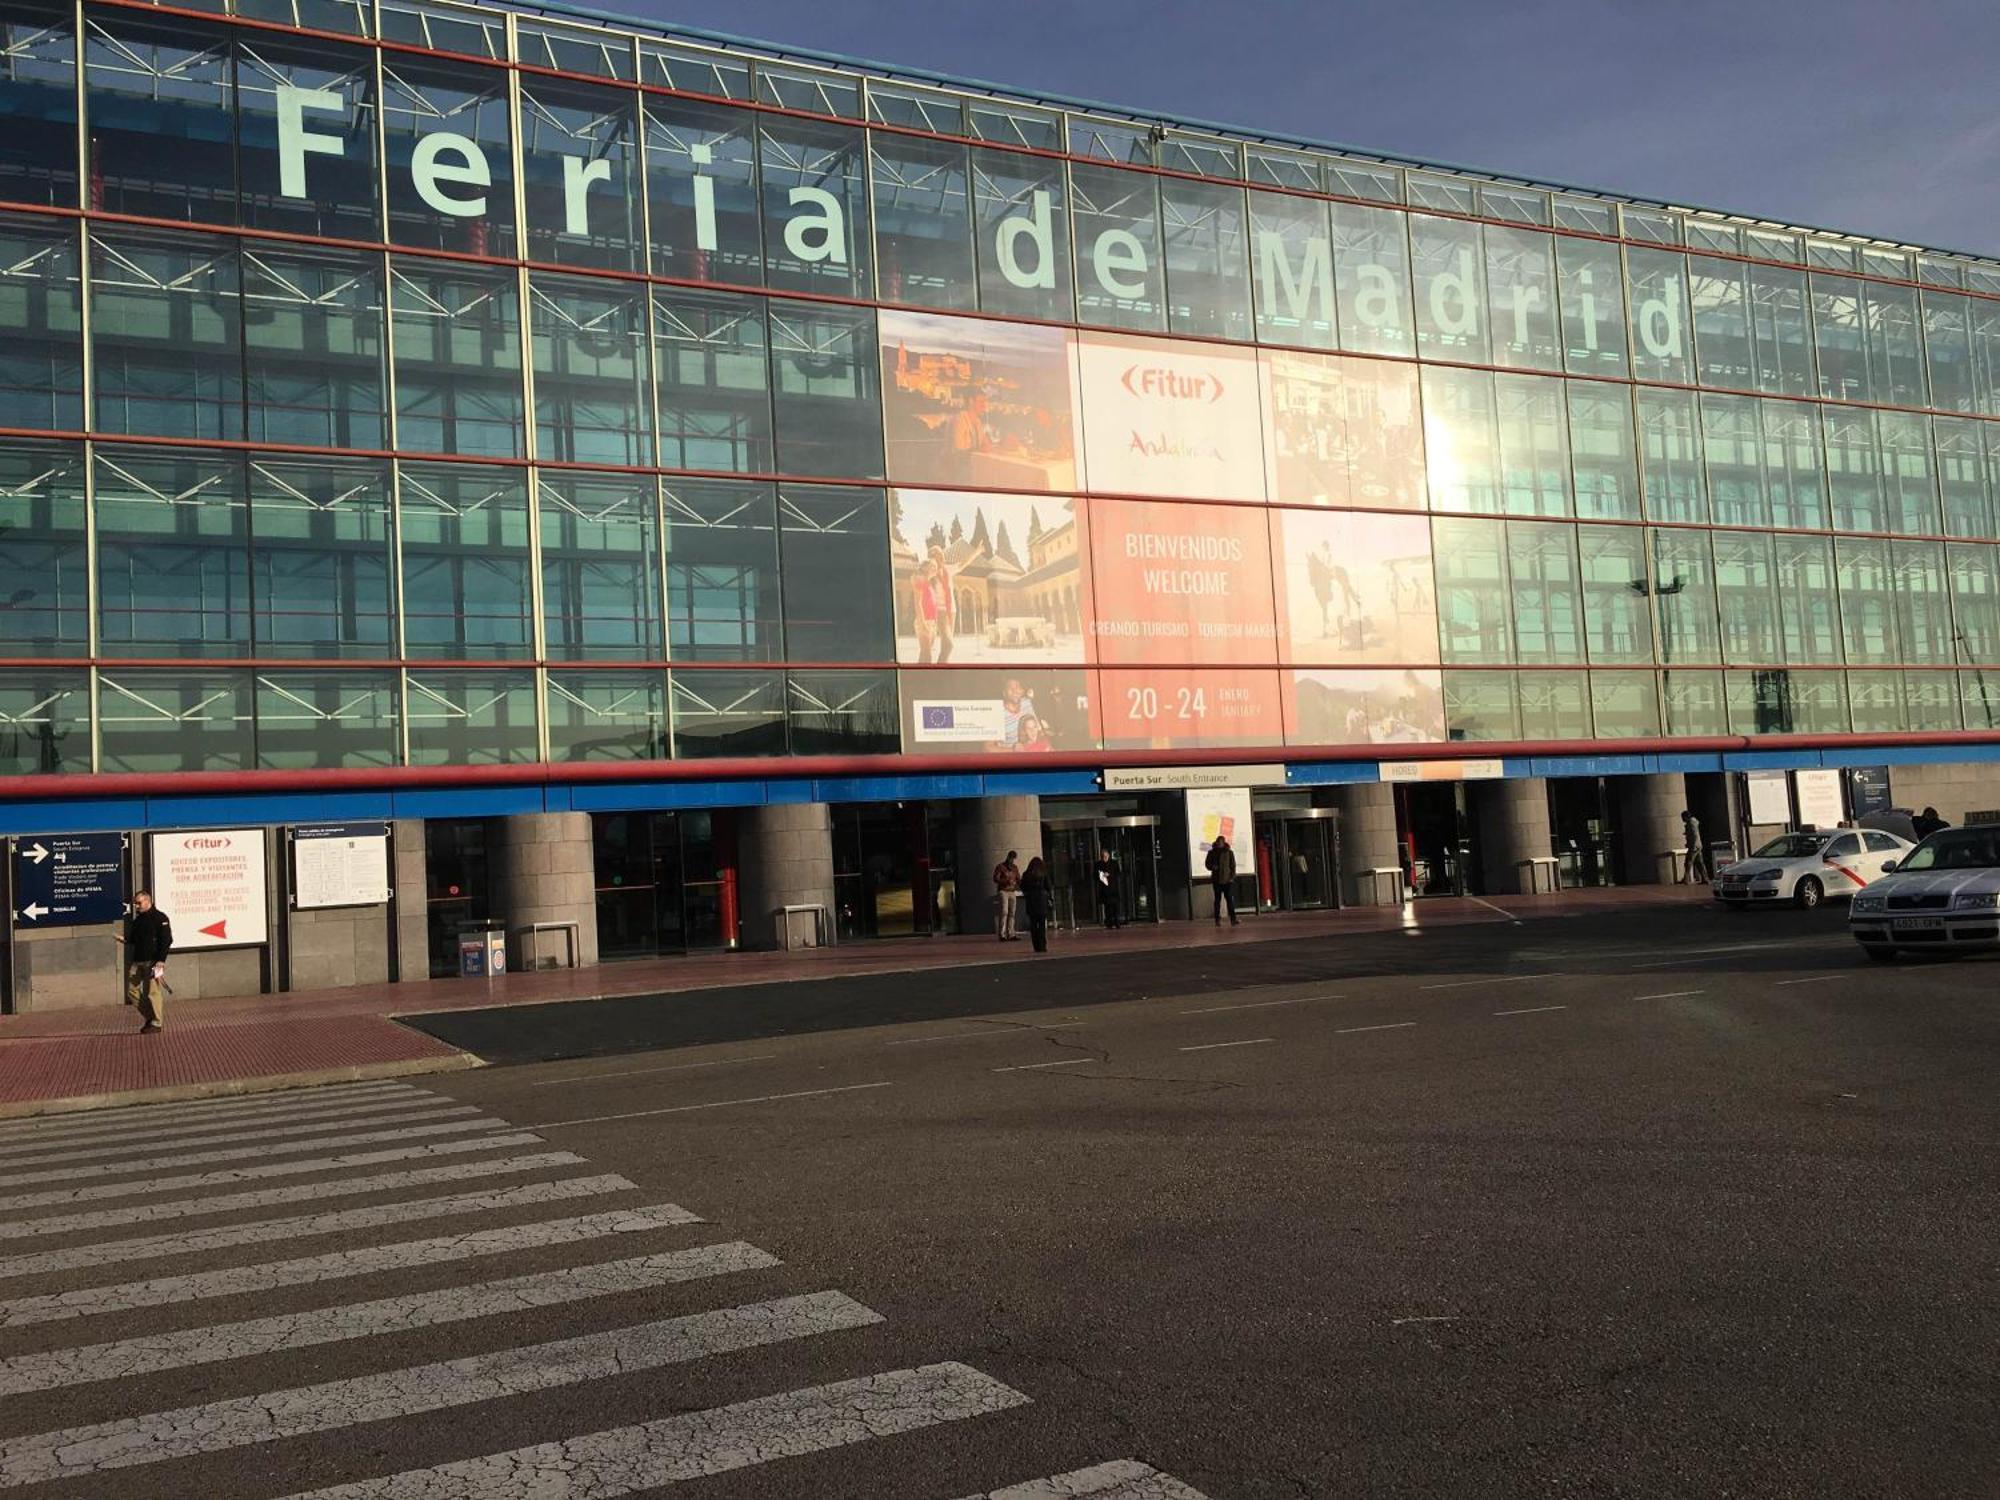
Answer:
[
  {"xmin": 1097, "ymin": 668, "xmax": 1285, "ymax": 751},
  {"xmin": 1271, "ymin": 509, "xmax": 1438, "ymax": 665},
  {"xmin": 1076, "ymin": 332, "xmax": 1266, "ymax": 501},
  {"xmin": 1186, "ymin": 786, "xmax": 1254, "ymax": 874},
  {"xmin": 1086, "ymin": 499, "xmax": 1278, "ymax": 665},
  {"xmin": 880, "ymin": 311, "xmax": 1082, "ymax": 492},
  {"xmin": 900, "ymin": 668, "xmax": 1095, "ymax": 755},
  {"xmin": 1261, "ymin": 349, "xmax": 1426, "ymax": 509},
  {"xmin": 889, "ymin": 489, "xmax": 1090, "ymax": 665},
  {"xmin": 1283, "ymin": 668, "xmax": 1447, "ymax": 746}
]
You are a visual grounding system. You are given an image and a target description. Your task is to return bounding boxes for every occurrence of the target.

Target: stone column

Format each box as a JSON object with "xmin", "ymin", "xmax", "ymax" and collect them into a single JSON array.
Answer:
[
  {"xmin": 1473, "ymin": 778, "xmax": 1555, "ymax": 895},
  {"xmin": 1330, "ymin": 782, "xmax": 1403, "ymax": 905},
  {"xmin": 736, "ymin": 802, "xmax": 837, "ymax": 950},
  {"xmin": 953, "ymin": 795, "xmax": 1044, "ymax": 937},
  {"xmin": 1613, "ymin": 772, "xmax": 1688, "ymax": 885},
  {"xmin": 490, "ymin": 813, "xmax": 599, "ymax": 970},
  {"xmin": 391, "ymin": 819, "xmax": 430, "ymax": 982}
]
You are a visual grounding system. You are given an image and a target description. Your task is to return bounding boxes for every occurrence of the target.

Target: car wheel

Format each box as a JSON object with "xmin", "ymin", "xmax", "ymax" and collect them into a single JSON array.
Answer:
[
  {"xmin": 1794, "ymin": 876, "xmax": 1824, "ymax": 910},
  {"xmin": 1860, "ymin": 944, "xmax": 1898, "ymax": 963}
]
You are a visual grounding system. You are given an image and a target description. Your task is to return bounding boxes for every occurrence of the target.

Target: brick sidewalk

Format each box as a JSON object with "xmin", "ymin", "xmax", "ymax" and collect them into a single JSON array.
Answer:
[{"xmin": 0, "ymin": 885, "xmax": 1712, "ymax": 1117}]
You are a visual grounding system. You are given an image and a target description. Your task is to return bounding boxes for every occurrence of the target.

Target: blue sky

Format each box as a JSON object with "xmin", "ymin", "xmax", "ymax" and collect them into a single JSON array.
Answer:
[{"xmin": 607, "ymin": 0, "xmax": 2000, "ymax": 257}]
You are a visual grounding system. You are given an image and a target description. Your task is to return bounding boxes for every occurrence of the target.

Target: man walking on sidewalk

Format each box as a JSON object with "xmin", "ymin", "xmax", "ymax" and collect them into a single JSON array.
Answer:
[
  {"xmin": 992, "ymin": 850, "xmax": 1022, "ymax": 941},
  {"xmin": 120, "ymin": 890, "xmax": 173, "ymax": 1033},
  {"xmin": 1205, "ymin": 835, "xmax": 1240, "ymax": 926}
]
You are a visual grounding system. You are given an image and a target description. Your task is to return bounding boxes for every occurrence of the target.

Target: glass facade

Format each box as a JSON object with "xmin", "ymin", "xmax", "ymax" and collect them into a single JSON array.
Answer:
[{"xmin": 4, "ymin": 0, "xmax": 1999, "ymax": 780}]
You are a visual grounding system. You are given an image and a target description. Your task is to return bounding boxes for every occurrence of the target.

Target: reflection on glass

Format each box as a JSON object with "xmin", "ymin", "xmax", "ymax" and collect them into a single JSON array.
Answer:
[
  {"xmin": 94, "ymin": 446, "xmax": 250, "ymax": 657},
  {"xmin": 255, "ymin": 672, "xmax": 398, "ymax": 768},
  {"xmin": 1071, "ymin": 161, "xmax": 1163, "ymax": 331},
  {"xmin": 670, "ymin": 667, "xmax": 785, "ymax": 757},
  {"xmin": 653, "ymin": 287, "xmax": 773, "ymax": 474},
  {"xmin": 98, "ymin": 670, "xmax": 254, "ymax": 772},
  {"xmin": 546, "ymin": 669, "xmax": 667, "ymax": 760},
  {"xmin": 0, "ymin": 672, "xmax": 90, "ymax": 775},
  {"xmin": 406, "ymin": 669, "xmax": 538, "ymax": 764},
  {"xmin": 0, "ymin": 439, "xmax": 87, "ymax": 654},
  {"xmin": 663, "ymin": 478, "xmax": 779, "ymax": 661}
]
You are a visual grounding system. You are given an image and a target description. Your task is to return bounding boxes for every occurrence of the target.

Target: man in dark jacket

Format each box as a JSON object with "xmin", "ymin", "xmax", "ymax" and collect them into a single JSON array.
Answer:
[
  {"xmin": 1205, "ymin": 835, "xmax": 1239, "ymax": 926},
  {"xmin": 1912, "ymin": 807, "xmax": 1950, "ymax": 840},
  {"xmin": 121, "ymin": 890, "xmax": 173, "ymax": 1033}
]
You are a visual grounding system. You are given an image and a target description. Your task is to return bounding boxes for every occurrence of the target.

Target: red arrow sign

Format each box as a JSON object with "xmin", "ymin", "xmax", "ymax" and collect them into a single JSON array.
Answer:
[{"xmin": 200, "ymin": 919, "xmax": 229, "ymax": 940}]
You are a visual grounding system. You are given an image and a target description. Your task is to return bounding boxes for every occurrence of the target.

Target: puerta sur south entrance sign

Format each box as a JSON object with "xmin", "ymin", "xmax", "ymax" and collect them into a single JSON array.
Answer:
[{"xmin": 11, "ymin": 833, "xmax": 126, "ymax": 928}]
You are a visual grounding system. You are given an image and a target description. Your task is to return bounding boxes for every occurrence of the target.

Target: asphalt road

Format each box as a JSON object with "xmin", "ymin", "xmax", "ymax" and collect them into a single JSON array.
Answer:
[{"xmin": 2, "ymin": 901, "xmax": 1994, "ymax": 1499}]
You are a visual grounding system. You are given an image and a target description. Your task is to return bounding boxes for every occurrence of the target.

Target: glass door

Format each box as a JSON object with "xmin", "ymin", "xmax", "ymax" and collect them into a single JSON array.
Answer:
[
  {"xmin": 592, "ymin": 812, "xmax": 732, "ymax": 958},
  {"xmin": 1282, "ymin": 818, "xmax": 1337, "ymax": 909},
  {"xmin": 1548, "ymin": 778, "xmax": 1616, "ymax": 887},
  {"xmin": 425, "ymin": 819, "xmax": 491, "ymax": 976}
]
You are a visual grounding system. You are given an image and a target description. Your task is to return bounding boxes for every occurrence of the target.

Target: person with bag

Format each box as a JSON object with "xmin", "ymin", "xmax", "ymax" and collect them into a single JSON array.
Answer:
[
  {"xmin": 118, "ymin": 890, "xmax": 173, "ymax": 1033},
  {"xmin": 1020, "ymin": 855, "xmax": 1053, "ymax": 953},
  {"xmin": 1205, "ymin": 835, "xmax": 1240, "ymax": 926}
]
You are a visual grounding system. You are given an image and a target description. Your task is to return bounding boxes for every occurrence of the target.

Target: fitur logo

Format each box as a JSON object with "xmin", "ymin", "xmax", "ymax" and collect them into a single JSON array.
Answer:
[{"xmin": 1120, "ymin": 365, "xmax": 1226, "ymax": 403}]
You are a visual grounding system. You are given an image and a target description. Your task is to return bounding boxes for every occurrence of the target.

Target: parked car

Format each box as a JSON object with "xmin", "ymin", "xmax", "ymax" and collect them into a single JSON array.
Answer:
[
  {"xmin": 1850, "ymin": 826, "xmax": 2000, "ymax": 960},
  {"xmin": 1713, "ymin": 828, "xmax": 1913, "ymax": 910}
]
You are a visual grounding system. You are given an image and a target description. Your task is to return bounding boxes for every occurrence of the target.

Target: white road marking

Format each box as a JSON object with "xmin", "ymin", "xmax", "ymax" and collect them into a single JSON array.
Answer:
[
  {"xmin": 0, "ymin": 1202, "xmax": 700, "ymax": 1328},
  {"xmin": 0, "ymin": 1292, "xmax": 884, "ymax": 1486},
  {"xmin": 1420, "ymin": 972, "xmax": 1560, "ymax": 991},
  {"xmin": 1465, "ymin": 895, "xmax": 1523, "ymax": 925},
  {"xmin": 1773, "ymin": 976, "xmax": 1831, "ymax": 987},
  {"xmin": 1176, "ymin": 1038, "xmax": 1274, "ymax": 1052},
  {"xmin": 888, "ymin": 1022, "xmax": 1087, "ymax": 1046},
  {"xmin": 274, "ymin": 1361, "xmax": 1031, "ymax": 1500},
  {"xmin": 0, "ymin": 1131, "xmax": 545, "ymax": 1215},
  {"xmin": 0, "ymin": 1173, "xmax": 637, "ymax": 1281},
  {"xmin": 0, "ymin": 1241, "xmax": 780, "ymax": 1396},
  {"xmin": 1337, "ymin": 1022, "xmax": 1417, "ymax": 1035},
  {"xmin": 1179, "ymin": 995, "xmax": 1339, "ymax": 1014},
  {"xmin": 0, "ymin": 1151, "xmax": 585, "ymax": 1241},
  {"xmin": 0, "ymin": 1083, "xmax": 427, "ymax": 1146},
  {"xmin": 534, "ymin": 1082, "xmax": 895, "ymax": 1128},
  {"xmin": 527, "ymin": 1053, "xmax": 779, "ymax": 1086},
  {"xmin": 1633, "ymin": 990, "xmax": 1706, "ymax": 1001},
  {"xmin": 0, "ymin": 1118, "xmax": 514, "ymax": 1192},
  {"xmin": 991, "ymin": 1058, "xmax": 1095, "ymax": 1073},
  {"xmin": 954, "ymin": 1459, "xmax": 1214, "ymax": 1499},
  {"xmin": 1625, "ymin": 941, "xmax": 1827, "ymax": 969},
  {"xmin": 1494, "ymin": 1005, "xmax": 1568, "ymax": 1017},
  {"xmin": 0, "ymin": 1102, "xmax": 486, "ymax": 1168}
]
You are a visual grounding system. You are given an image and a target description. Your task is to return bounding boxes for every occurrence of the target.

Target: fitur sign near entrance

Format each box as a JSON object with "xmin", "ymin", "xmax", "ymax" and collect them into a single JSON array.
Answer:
[{"xmin": 270, "ymin": 86, "xmax": 1687, "ymax": 359}]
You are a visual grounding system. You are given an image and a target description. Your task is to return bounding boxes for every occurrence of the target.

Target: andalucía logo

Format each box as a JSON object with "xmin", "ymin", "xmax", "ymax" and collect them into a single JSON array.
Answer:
[{"xmin": 1120, "ymin": 365, "xmax": 1224, "ymax": 403}]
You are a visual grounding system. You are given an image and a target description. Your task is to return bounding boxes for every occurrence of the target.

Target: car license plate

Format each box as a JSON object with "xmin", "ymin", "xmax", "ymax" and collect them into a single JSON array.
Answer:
[{"xmin": 1893, "ymin": 917, "xmax": 1944, "ymax": 932}]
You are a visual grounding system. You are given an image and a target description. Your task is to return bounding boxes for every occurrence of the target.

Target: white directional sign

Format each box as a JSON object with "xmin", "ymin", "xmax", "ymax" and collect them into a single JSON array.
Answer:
[{"xmin": 149, "ymin": 829, "xmax": 269, "ymax": 949}]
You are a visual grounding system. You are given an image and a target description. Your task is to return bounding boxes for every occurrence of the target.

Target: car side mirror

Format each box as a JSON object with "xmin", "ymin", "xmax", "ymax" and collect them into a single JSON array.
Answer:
[{"xmin": 1880, "ymin": 860, "xmax": 1897, "ymax": 874}]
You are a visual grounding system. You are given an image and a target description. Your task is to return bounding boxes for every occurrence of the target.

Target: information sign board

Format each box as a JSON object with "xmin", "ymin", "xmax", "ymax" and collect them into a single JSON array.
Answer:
[
  {"xmin": 149, "ymin": 829, "xmax": 269, "ymax": 949},
  {"xmin": 1792, "ymin": 769, "xmax": 1846, "ymax": 831},
  {"xmin": 292, "ymin": 823, "xmax": 391, "ymax": 910},
  {"xmin": 1742, "ymin": 769, "xmax": 1791, "ymax": 826},
  {"xmin": 10, "ymin": 833, "xmax": 125, "ymax": 928},
  {"xmin": 1185, "ymin": 786, "xmax": 1254, "ymax": 875}
]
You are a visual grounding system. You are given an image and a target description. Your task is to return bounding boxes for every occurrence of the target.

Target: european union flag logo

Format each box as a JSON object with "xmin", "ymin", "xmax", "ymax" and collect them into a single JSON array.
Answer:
[{"xmin": 921, "ymin": 705, "xmax": 955, "ymax": 730}]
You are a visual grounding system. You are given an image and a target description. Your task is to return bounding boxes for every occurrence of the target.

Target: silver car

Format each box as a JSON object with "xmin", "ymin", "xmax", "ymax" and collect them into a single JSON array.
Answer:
[
  {"xmin": 1712, "ymin": 829, "xmax": 1911, "ymax": 910},
  {"xmin": 1850, "ymin": 827, "xmax": 2000, "ymax": 960}
]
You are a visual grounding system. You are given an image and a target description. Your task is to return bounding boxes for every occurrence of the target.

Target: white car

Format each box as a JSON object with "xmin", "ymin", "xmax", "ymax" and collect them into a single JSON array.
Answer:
[
  {"xmin": 1850, "ymin": 826, "xmax": 2000, "ymax": 960},
  {"xmin": 1712, "ymin": 828, "xmax": 1913, "ymax": 910}
]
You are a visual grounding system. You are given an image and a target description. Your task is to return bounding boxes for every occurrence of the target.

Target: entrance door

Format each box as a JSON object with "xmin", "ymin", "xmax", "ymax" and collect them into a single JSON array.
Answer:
[
  {"xmin": 1253, "ymin": 814, "xmax": 1338, "ymax": 911},
  {"xmin": 832, "ymin": 803, "xmax": 946, "ymax": 940},
  {"xmin": 1395, "ymin": 783, "xmax": 1474, "ymax": 896},
  {"xmin": 593, "ymin": 812, "xmax": 732, "ymax": 959},
  {"xmin": 1042, "ymin": 818, "xmax": 1160, "ymax": 928},
  {"xmin": 425, "ymin": 819, "xmax": 491, "ymax": 976},
  {"xmin": 1547, "ymin": 778, "xmax": 1616, "ymax": 887}
]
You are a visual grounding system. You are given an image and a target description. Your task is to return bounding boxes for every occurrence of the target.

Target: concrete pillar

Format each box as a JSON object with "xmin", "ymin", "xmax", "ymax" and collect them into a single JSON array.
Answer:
[
  {"xmin": 1614, "ymin": 772, "xmax": 1687, "ymax": 885},
  {"xmin": 1474, "ymin": 778, "xmax": 1555, "ymax": 895},
  {"xmin": 1330, "ymin": 782, "xmax": 1403, "ymax": 905},
  {"xmin": 391, "ymin": 819, "xmax": 430, "ymax": 981},
  {"xmin": 954, "ymin": 795, "xmax": 1044, "ymax": 937},
  {"xmin": 490, "ymin": 813, "xmax": 599, "ymax": 970},
  {"xmin": 736, "ymin": 802, "xmax": 837, "ymax": 950}
]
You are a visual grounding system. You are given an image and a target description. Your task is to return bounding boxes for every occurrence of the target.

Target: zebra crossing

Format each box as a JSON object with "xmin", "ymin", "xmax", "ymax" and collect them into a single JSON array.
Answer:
[{"xmin": 0, "ymin": 1078, "xmax": 1212, "ymax": 1498}]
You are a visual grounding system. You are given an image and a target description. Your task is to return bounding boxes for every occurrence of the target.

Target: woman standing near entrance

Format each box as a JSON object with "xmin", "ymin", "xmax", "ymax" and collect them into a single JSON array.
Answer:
[{"xmin": 1020, "ymin": 856, "xmax": 1053, "ymax": 952}]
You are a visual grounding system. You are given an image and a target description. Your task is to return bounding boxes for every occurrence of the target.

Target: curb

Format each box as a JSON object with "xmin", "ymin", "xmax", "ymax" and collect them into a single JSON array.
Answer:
[{"xmin": 0, "ymin": 1051, "xmax": 486, "ymax": 1122}]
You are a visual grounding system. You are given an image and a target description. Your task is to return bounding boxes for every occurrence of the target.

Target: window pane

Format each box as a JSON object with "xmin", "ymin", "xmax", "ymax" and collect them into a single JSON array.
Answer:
[
  {"xmin": 529, "ymin": 271, "xmax": 651, "ymax": 466},
  {"xmin": 670, "ymin": 667, "xmax": 785, "ymax": 756},
  {"xmin": 1636, "ymin": 387, "xmax": 1704, "ymax": 523},
  {"xmin": 1865, "ymin": 279, "xmax": 1927, "ymax": 409},
  {"xmin": 520, "ymin": 76, "xmax": 641, "ymax": 271},
  {"xmin": 1763, "ymin": 399, "xmax": 1826, "ymax": 530},
  {"xmin": 90, "ymin": 228, "xmax": 243, "ymax": 440},
  {"xmin": 256, "ymin": 671, "xmax": 399, "ymax": 768},
  {"xmin": 1965, "ymin": 671, "xmax": 2000, "ymax": 730},
  {"xmin": 972, "ymin": 147, "xmax": 1072, "ymax": 322},
  {"xmin": 99, "ymin": 670, "xmax": 253, "ymax": 771},
  {"xmin": 1712, "ymin": 529, "xmax": 1779, "ymax": 664},
  {"xmin": 1811, "ymin": 273, "xmax": 1867, "ymax": 402},
  {"xmin": 759, "ymin": 115, "xmax": 869, "ymax": 297},
  {"xmin": 236, "ymin": 36, "xmax": 378, "ymax": 240},
  {"xmin": 1263, "ymin": 350, "xmax": 1425, "ymax": 510},
  {"xmin": 1663, "ymin": 667, "xmax": 1726, "ymax": 736},
  {"xmin": 1835, "ymin": 535, "xmax": 1897, "ymax": 663},
  {"xmin": 1903, "ymin": 670, "xmax": 1960, "ymax": 731},
  {"xmin": 1162, "ymin": 177, "xmax": 1250, "ymax": 342},
  {"xmin": 779, "ymin": 484, "xmax": 891, "ymax": 661},
  {"xmin": 664, "ymin": 477, "xmax": 780, "ymax": 661},
  {"xmin": 0, "ymin": 438, "xmax": 87, "ymax": 654},
  {"xmin": 406, "ymin": 669, "xmax": 538, "ymax": 764},
  {"xmin": 248, "ymin": 453, "xmax": 394, "ymax": 658},
  {"xmin": 653, "ymin": 287, "xmax": 773, "ymax": 475},
  {"xmin": 1578, "ymin": 523, "xmax": 1653, "ymax": 663},
  {"xmin": 1971, "ymin": 296, "xmax": 2000, "ymax": 417},
  {"xmin": 1518, "ymin": 669, "xmax": 1589, "ymax": 739},
  {"xmin": 1071, "ymin": 161, "xmax": 1164, "ymax": 331},
  {"xmin": 1331, "ymin": 201, "xmax": 1412, "ymax": 358},
  {"xmin": 1700, "ymin": 393, "xmax": 1766, "ymax": 527},
  {"xmin": 1493, "ymin": 373, "xmax": 1571, "ymax": 517},
  {"xmin": 1433, "ymin": 515, "xmax": 1510, "ymax": 663},
  {"xmin": 1410, "ymin": 214, "xmax": 1487, "ymax": 363},
  {"xmin": 398, "ymin": 462, "xmax": 533, "ymax": 658},
  {"xmin": 769, "ymin": 302, "xmax": 882, "ymax": 479},
  {"xmin": 1651, "ymin": 527, "xmax": 1720, "ymax": 664},
  {"xmin": 1845, "ymin": 670, "xmax": 1905, "ymax": 734},
  {"xmin": 1948, "ymin": 543, "xmax": 2000, "ymax": 664},
  {"xmin": 1727, "ymin": 668, "xmax": 1846, "ymax": 734},
  {"xmin": 1824, "ymin": 407, "xmax": 1884, "ymax": 532},
  {"xmin": 1442, "ymin": 669, "xmax": 1518, "ymax": 739},
  {"xmin": 1776, "ymin": 532, "xmax": 1841, "ymax": 664},
  {"xmin": 381, "ymin": 58, "xmax": 514, "ymax": 255},
  {"xmin": 1249, "ymin": 190, "xmax": 1333, "ymax": 349},
  {"xmin": 83, "ymin": 14, "xmax": 234, "ymax": 223},
  {"xmin": 0, "ymin": 213, "xmax": 82, "ymax": 431},
  {"xmin": 1625, "ymin": 246, "xmax": 1691, "ymax": 385},
  {"xmin": 1506, "ymin": 520, "xmax": 1582, "ymax": 662},
  {"xmin": 1422, "ymin": 366, "xmax": 1499, "ymax": 514},
  {"xmin": 787, "ymin": 668, "xmax": 897, "ymax": 755},
  {"xmin": 1922, "ymin": 291, "xmax": 1978, "ymax": 414},
  {"xmin": 539, "ymin": 470, "xmax": 661, "ymax": 660},
  {"xmin": 0, "ymin": 0, "xmax": 77, "ymax": 207},
  {"xmin": 1937, "ymin": 417, "xmax": 1996, "ymax": 538},
  {"xmin": 1566, "ymin": 382, "xmax": 1639, "ymax": 520},
  {"xmin": 1590, "ymin": 669, "xmax": 1660, "ymax": 737},
  {"xmin": 1877, "ymin": 412, "xmax": 1939, "ymax": 535},
  {"xmin": 1556, "ymin": 236, "xmax": 1627, "ymax": 377},
  {"xmin": 391, "ymin": 257, "xmax": 523, "ymax": 458},
  {"xmin": 1745, "ymin": 262, "xmax": 1813, "ymax": 397},
  {"xmin": 644, "ymin": 96, "xmax": 762, "ymax": 285},
  {"xmin": 0, "ymin": 670, "xmax": 89, "ymax": 774},
  {"xmin": 1484, "ymin": 225, "xmax": 1560, "ymax": 371},
  {"xmin": 242, "ymin": 241, "xmax": 386, "ymax": 449},
  {"xmin": 871, "ymin": 133, "xmax": 974, "ymax": 311},
  {"xmin": 547, "ymin": 668, "xmax": 667, "ymax": 761},
  {"xmin": 1893, "ymin": 539, "xmax": 1952, "ymax": 664},
  {"xmin": 94, "ymin": 446, "xmax": 250, "ymax": 657},
  {"xmin": 1688, "ymin": 254, "xmax": 1752, "ymax": 390}
]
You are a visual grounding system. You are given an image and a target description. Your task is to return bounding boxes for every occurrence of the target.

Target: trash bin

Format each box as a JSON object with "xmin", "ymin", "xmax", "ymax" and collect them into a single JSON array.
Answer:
[
  {"xmin": 458, "ymin": 927, "xmax": 506, "ymax": 978},
  {"xmin": 1707, "ymin": 840, "xmax": 1737, "ymax": 876}
]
